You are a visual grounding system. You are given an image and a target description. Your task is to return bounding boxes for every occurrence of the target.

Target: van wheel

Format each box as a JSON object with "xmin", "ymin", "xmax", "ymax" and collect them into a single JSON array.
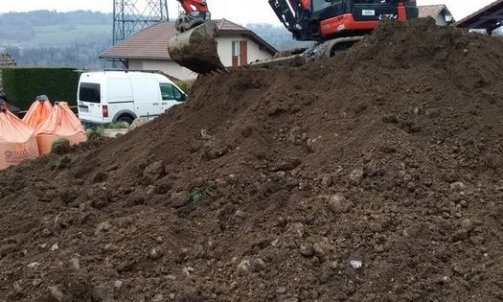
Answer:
[{"xmin": 117, "ymin": 115, "xmax": 134, "ymax": 126}]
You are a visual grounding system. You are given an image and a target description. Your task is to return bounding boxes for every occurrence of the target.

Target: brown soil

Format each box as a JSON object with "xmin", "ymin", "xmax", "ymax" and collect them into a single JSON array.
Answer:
[{"xmin": 2, "ymin": 18, "xmax": 503, "ymax": 302}]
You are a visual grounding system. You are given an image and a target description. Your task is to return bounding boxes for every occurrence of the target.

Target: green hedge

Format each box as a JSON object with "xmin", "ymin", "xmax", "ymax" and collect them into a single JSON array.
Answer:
[
  {"xmin": 1, "ymin": 67, "xmax": 80, "ymax": 111},
  {"xmin": 175, "ymin": 79, "xmax": 195, "ymax": 95}
]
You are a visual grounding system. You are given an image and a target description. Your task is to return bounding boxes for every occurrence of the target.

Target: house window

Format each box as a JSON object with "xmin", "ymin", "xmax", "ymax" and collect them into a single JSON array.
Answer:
[{"xmin": 231, "ymin": 40, "xmax": 248, "ymax": 67}]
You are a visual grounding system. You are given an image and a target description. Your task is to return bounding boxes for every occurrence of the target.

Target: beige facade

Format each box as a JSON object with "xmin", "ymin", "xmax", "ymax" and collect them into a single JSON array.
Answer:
[
  {"xmin": 129, "ymin": 59, "xmax": 194, "ymax": 80},
  {"xmin": 128, "ymin": 35, "xmax": 274, "ymax": 81},
  {"xmin": 101, "ymin": 20, "xmax": 277, "ymax": 81},
  {"xmin": 216, "ymin": 36, "xmax": 274, "ymax": 67}
]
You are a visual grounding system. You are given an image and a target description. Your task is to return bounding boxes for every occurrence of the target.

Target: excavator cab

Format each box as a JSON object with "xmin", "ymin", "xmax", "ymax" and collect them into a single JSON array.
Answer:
[
  {"xmin": 267, "ymin": 0, "xmax": 417, "ymax": 58},
  {"xmin": 272, "ymin": 0, "xmax": 418, "ymax": 42},
  {"xmin": 313, "ymin": 0, "xmax": 418, "ymax": 38}
]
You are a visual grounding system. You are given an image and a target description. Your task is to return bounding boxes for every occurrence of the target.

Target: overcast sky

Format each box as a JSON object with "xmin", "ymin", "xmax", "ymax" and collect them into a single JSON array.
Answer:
[{"xmin": 0, "ymin": 0, "xmax": 496, "ymax": 25}]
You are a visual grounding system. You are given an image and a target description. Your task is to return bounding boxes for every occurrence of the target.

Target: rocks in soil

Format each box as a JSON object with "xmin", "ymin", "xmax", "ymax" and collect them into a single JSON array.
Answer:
[
  {"xmin": 0, "ymin": 243, "xmax": 19, "ymax": 258},
  {"xmin": 250, "ymin": 258, "xmax": 267, "ymax": 272},
  {"xmin": 349, "ymin": 168, "xmax": 364, "ymax": 185},
  {"xmin": 143, "ymin": 161, "xmax": 165, "ymax": 183},
  {"xmin": 47, "ymin": 286, "xmax": 65, "ymax": 302},
  {"xmin": 201, "ymin": 137, "xmax": 228, "ymax": 160},
  {"xmin": 1, "ymin": 18, "xmax": 503, "ymax": 302},
  {"xmin": 95, "ymin": 221, "xmax": 112, "ymax": 234},
  {"xmin": 299, "ymin": 243, "xmax": 314, "ymax": 257},
  {"xmin": 327, "ymin": 193, "xmax": 353, "ymax": 214},
  {"xmin": 350, "ymin": 260, "xmax": 363, "ymax": 269},
  {"xmin": 170, "ymin": 191, "xmax": 191, "ymax": 208}
]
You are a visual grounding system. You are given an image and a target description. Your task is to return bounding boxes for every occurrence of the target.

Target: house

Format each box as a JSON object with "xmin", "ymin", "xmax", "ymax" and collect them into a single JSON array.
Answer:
[
  {"xmin": 418, "ymin": 5, "xmax": 455, "ymax": 26},
  {"xmin": 456, "ymin": 0, "xmax": 503, "ymax": 36},
  {"xmin": 100, "ymin": 19, "xmax": 277, "ymax": 80},
  {"xmin": 0, "ymin": 52, "xmax": 16, "ymax": 67}
]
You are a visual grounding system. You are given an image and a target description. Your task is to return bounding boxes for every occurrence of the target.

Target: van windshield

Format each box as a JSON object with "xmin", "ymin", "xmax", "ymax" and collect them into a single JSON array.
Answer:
[
  {"xmin": 160, "ymin": 83, "xmax": 184, "ymax": 102},
  {"xmin": 353, "ymin": 0, "xmax": 388, "ymax": 3},
  {"xmin": 79, "ymin": 83, "xmax": 101, "ymax": 103}
]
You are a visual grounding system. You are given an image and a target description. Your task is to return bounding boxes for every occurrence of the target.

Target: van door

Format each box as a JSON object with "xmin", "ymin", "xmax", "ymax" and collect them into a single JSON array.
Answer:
[
  {"xmin": 78, "ymin": 82, "xmax": 104, "ymax": 123},
  {"xmin": 131, "ymin": 79, "xmax": 161, "ymax": 119},
  {"xmin": 159, "ymin": 82, "xmax": 186, "ymax": 112},
  {"xmin": 106, "ymin": 78, "xmax": 135, "ymax": 121}
]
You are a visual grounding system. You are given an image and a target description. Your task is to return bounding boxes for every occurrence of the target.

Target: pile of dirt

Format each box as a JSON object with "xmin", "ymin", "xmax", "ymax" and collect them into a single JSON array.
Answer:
[{"xmin": 2, "ymin": 18, "xmax": 503, "ymax": 302}]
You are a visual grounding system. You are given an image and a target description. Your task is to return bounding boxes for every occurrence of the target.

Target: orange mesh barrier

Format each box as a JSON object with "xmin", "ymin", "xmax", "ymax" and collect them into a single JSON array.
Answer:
[
  {"xmin": 22, "ymin": 96, "xmax": 53, "ymax": 129},
  {"xmin": 0, "ymin": 103, "xmax": 39, "ymax": 170},
  {"xmin": 34, "ymin": 102, "xmax": 87, "ymax": 155}
]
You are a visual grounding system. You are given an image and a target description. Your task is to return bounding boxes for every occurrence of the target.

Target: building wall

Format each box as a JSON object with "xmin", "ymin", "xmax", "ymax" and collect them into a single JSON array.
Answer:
[
  {"xmin": 217, "ymin": 36, "xmax": 273, "ymax": 66},
  {"xmin": 434, "ymin": 14, "xmax": 447, "ymax": 26},
  {"xmin": 492, "ymin": 27, "xmax": 503, "ymax": 36},
  {"xmin": 128, "ymin": 59, "xmax": 197, "ymax": 81},
  {"xmin": 127, "ymin": 35, "xmax": 274, "ymax": 80}
]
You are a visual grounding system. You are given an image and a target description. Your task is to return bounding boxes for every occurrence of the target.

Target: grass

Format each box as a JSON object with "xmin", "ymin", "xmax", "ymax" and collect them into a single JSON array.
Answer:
[
  {"xmin": 175, "ymin": 80, "xmax": 195, "ymax": 94},
  {"xmin": 85, "ymin": 122, "xmax": 129, "ymax": 139},
  {"xmin": 191, "ymin": 187, "xmax": 211, "ymax": 204},
  {"xmin": 86, "ymin": 127, "xmax": 104, "ymax": 140},
  {"xmin": 51, "ymin": 138, "xmax": 71, "ymax": 155},
  {"xmin": 106, "ymin": 122, "xmax": 129, "ymax": 129}
]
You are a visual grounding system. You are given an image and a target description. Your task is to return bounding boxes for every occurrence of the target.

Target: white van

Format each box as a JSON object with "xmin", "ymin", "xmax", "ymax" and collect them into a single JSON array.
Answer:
[{"xmin": 77, "ymin": 71, "xmax": 187, "ymax": 125}]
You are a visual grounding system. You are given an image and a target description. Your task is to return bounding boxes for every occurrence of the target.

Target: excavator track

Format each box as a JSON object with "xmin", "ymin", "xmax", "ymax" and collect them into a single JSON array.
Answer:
[{"xmin": 250, "ymin": 36, "xmax": 364, "ymax": 69}]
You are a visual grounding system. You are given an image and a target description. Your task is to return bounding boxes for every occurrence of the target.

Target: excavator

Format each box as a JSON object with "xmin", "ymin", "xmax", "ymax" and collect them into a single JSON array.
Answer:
[{"xmin": 167, "ymin": 0, "xmax": 419, "ymax": 74}]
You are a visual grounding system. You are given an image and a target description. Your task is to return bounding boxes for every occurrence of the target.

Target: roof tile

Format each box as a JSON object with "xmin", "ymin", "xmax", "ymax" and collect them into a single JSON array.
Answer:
[{"xmin": 101, "ymin": 19, "xmax": 277, "ymax": 60}]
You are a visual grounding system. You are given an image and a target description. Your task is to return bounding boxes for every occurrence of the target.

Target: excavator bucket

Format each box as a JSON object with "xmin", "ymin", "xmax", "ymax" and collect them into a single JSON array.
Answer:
[{"xmin": 168, "ymin": 21, "xmax": 225, "ymax": 74}]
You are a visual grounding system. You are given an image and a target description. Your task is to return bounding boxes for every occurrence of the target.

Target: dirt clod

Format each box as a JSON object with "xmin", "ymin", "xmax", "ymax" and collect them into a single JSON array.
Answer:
[
  {"xmin": 2, "ymin": 19, "xmax": 503, "ymax": 302},
  {"xmin": 47, "ymin": 286, "xmax": 65, "ymax": 302}
]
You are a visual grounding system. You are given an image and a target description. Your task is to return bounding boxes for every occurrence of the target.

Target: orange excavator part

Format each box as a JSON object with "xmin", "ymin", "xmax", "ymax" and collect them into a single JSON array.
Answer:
[
  {"xmin": 34, "ymin": 102, "xmax": 87, "ymax": 155},
  {"xmin": 0, "ymin": 104, "xmax": 39, "ymax": 170},
  {"xmin": 22, "ymin": 97, "xmax": 53, "ymax": 129}
]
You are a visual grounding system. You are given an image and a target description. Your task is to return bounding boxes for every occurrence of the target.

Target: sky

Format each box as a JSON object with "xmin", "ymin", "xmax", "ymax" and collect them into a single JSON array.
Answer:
[{"xmin": 0, "ymin": 0, "xmax": 497, "ymax": 25}]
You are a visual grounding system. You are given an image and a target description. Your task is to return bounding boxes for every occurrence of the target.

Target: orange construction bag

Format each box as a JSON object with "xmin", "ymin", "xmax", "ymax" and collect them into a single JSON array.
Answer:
[
  {"xmin": 0, "ymin": 102, "xmax": 40, "ymax": 170},
  {"xmin": 22, "ymin": 95, "xmax": 53, "ymax": 129},
  {"xmin": 34, "ymin": 102, "xmax": 87, "ymax": 155}
]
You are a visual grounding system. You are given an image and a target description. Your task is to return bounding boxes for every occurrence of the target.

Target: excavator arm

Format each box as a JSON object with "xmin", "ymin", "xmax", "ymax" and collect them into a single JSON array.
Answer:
[
  {"xmin": 177, "ymin": 0, "xmax": 209, "ymax": 14},
  {"xmin": 174, "ymin": 0, "xmax": 211, "ymax": 32},
  {"xmin": 168, "ymin": 0, "xmax": 418, "ymax": 74},
  {"xmin": 168, "ymin": 0, "xmax": 225, "ymax": 74},
  {"xmin": 168, "ymin": 0, "xmax": 307, "ymax": 75},
  {"xmin": 269, "ymin": 0, "xmax": 313, "ymax": 41}
]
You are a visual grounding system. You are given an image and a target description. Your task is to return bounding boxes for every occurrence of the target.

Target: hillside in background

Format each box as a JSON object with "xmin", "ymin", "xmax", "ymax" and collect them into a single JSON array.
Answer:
[
  {"xmin": 0, "ymin": 10, "xmax": 112, "ymax": 69},
  {"xmin": 0, "ymin": 10, "xmax": 110, "ymax": 46},
  {"xmin": 0, "ymin": 10, "xmax": 304, "ymax": 69}
]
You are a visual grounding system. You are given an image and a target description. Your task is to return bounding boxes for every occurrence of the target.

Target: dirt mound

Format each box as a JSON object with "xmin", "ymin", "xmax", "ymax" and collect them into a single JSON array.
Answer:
[{"xmin": 2, "ymin": 19, "xmax": 503, "ymax": 301}]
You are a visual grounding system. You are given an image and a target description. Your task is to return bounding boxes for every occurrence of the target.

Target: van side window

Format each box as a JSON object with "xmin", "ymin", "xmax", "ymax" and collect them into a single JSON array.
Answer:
[
  {"xmin": 79, "ymin": 83, "xmax": 101, "ymax": 103},
  {"xmin": 160, "ymin": 83, "xmax": 183, "ymax": 102}
]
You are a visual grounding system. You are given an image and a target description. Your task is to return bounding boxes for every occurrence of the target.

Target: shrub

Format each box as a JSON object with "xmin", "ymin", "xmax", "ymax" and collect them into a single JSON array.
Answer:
[
  {"xmin": 51, "ymin": 138, "xmax": 71, "ymax": 155},
  {"xmin": 175, "ymin": 79, "xmax": 195, "ymax": 94},
  {"xmin": 2, "ymin": 67, "xmax": 80, "ymax": 111}
]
